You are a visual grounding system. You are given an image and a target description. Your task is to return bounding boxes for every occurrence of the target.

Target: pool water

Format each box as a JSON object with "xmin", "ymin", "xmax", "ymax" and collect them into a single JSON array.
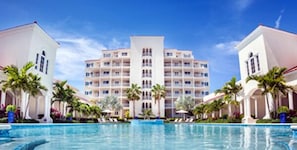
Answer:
[{"xmin": 1, "ymin": 124, "xmax": 297, "ymax": 150}]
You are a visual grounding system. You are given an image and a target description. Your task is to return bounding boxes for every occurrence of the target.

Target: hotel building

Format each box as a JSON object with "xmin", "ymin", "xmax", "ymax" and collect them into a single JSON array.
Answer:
[
  {"xmin": 204, "ymin": 25, "xmax": 297, "ymax": 123},
  {"xmin": 84, "ymin": 36, "xmax": 209, "ymax": 118}
]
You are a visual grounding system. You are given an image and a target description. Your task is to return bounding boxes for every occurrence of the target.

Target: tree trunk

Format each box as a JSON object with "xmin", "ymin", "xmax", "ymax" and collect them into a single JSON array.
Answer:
[
  {"xmin": 133, "ymin": 100, "xmax": 135, "ymax": 119},
  {"xmin": 158, "ymin": 99, "xmax": 160, "ymax": 118},
  {"xmin": 265, "ymin": 94, "xmax": 271, "ymax": 118}
]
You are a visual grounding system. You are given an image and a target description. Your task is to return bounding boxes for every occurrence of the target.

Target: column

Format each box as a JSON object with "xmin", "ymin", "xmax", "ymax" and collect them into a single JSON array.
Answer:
[
  {"xmin": 288, "ymin": 91, "xmax": 294, "ymax": 110},
  {"xmin": 263, "ymin": 94, "xmax": 271, "ymax": 119},
  {"xmin": 0, "ymin": 91, "xmax": 6, "ymax": 107},
  {"xmin": 246, "ymin": 97, "xmax": 251, "ymax": 118},
  {"xmin": 42, "ymin": 92, "xmax": 53, "ymax": 123},
  {"xmin": 243, "ymin": 97, "xmax": 252, "ymax": 123},
  {"xmin": 240, "ymin": 101, "xmax": 243, "ymax": 114},
  {"xmin": 219, "ymin": 109, "xmax": 222, "ymax": 118},
  {"xmin": 254, "ymin": 98, "xmax": 258, "ymax": 118},
  {"xmin": 35, "ymin": 96, "xmax": 40, "ymax": 119}
]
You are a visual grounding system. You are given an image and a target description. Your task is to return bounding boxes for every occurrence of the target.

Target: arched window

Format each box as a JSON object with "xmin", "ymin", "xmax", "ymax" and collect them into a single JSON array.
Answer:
[{"xmin": 246, "ymin": 52, "xmax": 260, "ymax": 75}]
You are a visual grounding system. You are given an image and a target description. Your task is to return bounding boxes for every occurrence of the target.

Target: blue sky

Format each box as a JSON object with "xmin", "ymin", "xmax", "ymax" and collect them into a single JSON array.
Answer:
[{"xmin": 1, "ymin": 0, "xmax": 297, "ymax": 93}]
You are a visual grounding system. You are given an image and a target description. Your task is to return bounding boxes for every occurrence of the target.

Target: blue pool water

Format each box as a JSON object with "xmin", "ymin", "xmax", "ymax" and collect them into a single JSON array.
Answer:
[{"xmin": 1, "ymin": 123, "xmax": 297, "ymax": 150}]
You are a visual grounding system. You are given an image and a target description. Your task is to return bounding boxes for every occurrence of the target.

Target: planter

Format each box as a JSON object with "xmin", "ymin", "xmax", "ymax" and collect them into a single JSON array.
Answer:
[
  {"xmin": 279, "ymin": 112, "xmax": 287, "ymax": 123},
  {"xmin": 7, "ymin": 111, "xmax": 15, "ymax": 123}
]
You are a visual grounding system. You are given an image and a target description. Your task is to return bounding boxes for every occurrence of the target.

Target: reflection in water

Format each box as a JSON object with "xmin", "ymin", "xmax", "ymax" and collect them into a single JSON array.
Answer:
[{"xmin": 2, "ymin": 124, "xmax": 296, "ymax": 150}]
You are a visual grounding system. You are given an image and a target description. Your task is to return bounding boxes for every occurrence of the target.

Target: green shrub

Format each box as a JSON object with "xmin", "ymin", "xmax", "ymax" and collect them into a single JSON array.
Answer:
[
  {"xmin": 256, "ymin": 119, "xmax": 272, "ymax": 123},
  {"xmin": 16, "ymin": 119, "xmax": 39, "ymax": 123},
  {"xmin": 0, "ymin": 117, "xmax": 7, "ymax": 123},
  {"xmin": 277, "ymin": 106, "xmax": 289, "ymax": 114},
  {"xmin": 291, "ymin": 117, "xmax": 297, "ymax": 123}
]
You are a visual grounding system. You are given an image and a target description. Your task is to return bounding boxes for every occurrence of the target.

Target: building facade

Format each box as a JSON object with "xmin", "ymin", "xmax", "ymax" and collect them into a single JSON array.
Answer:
[
  {"xmin": 0, "ymin": 22, "xmax": 59, "ymax": 122},
  {"xmin": 85, "ymin": 36, "xmax": 209, "ymax": 118},
  {"xmin": 204, "ymin": 25, "xmax": 297, "ymax": 123}
]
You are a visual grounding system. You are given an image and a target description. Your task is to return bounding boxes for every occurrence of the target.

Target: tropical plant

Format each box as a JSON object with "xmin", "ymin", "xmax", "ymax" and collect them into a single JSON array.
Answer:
[
  {"xmin": 1, "ymin": 62, "xmax": 34, "ymax": 107},
  {"xmin": 193, "ymin": 103, "xmax": 207, "ymax": 119},
  {"xmin": 0, "ymin": 62, "xmax": 47, "ymax": 119},
  {"xmin": 98, "ymin": 95, "xmax": 122, "ymax": 112},
  {"xmin": 6, "ymin": 104, "xmax": 16, "ymax": 112},
  {"xmin": 216, "ymin": 77, "xmax": 242, "ymax": 116},
  {"xmin": 277, "ymin": 106, "xmax": 289, "ymax": 114},
  {"xmin": 246, "ymin": 66, "xmax": 293, "ymax": 118},
  {"xmin": 52, "ymin": 80, "xmax": 76, "ymax": 118},
  {"xmin": 175, "ymin": 96, "xmax": 195, "ymax": 112},
  {"xmin": 78, "ymin": 103, "xmax": 90, "ymax": 119},
  {"xmin": 139, "ymin": 109, "xmax": 155, "ymax": 120},
  {"xmin": 151, "ymin": 84, "xmax": 166, "ymax": 118},
  {"xmin": 89, "ymin": 105, "xmax": 101, "ymax": 118},
  {"xmin": 209, "ymin": 99, "xmax": 225, "ymax": 118},
  {"xmin": 126, "ymin": 83, "xmax": 141, "ymax": 118},
  {"xmin": 25, "ymin": 73, "xmax": 47, "ymax": 119}
]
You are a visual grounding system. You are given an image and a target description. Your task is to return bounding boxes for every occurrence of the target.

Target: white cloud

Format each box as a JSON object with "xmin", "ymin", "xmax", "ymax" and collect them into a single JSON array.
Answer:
[
  {"xmin": 54, "ymin": 37, "xmax": 106, "ymax": 91},
  {"xmin": 214, "ymin": 40, "xmax": 240, "ymax": 55},
  {"xmin": 275, "ymin": 9, "xmax": 285, "ymax": 29},
  {"xmin": 234, "ymin": 0, "xmax": 253, "ymax": 11},
  {"xmin": 108, "ymin": 38, "xmax": 129, "ymax": 49}
]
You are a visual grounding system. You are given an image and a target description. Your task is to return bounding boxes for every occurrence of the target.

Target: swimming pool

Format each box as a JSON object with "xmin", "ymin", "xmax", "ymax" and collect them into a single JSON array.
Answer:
[{"xmin": 0, "ymin": 123, "xmax": 297, "ymax": 149}]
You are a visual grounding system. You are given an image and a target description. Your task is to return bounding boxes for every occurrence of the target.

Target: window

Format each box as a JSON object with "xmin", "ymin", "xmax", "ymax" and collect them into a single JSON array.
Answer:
[
  {"xmin": 103, "ymin": 71, "xmax": 109, "ymax": 75},
  {"xmin": 167, "ymin": 52, "xmax": 173, "ymax": 56},
  {"xmin": 103, "ymin": 90, "xmax": 109, "ymax": 94},
  {"xmin": 103, "ymin": 53, "xmax": 111, "ymax": 57},
  {"xmin": 184, "ymin": 62, "xmax": 190, "ymax": 66},
  {"xmin": 185, "ymin": 72, "xmax": 191, "ymax": 75},
  {"xmin": 251, "ymin": 58, "xmax": 255, "ymax": 73},
  {"xmin": 45, "ymin": 60, "xmax": 49, "ymax": 74},
  {"xmin": 204, "ymin": 73, "xmax": 208, "ymax": 77},
  {"xmin": 86, "ymin": 73, "xmax": 90, "ymax": 77},
  {"xmin": 115, "ymin": 90, "xmax": 119, "ymax": 94},
  {"xmin": 175, "ymin": 91, "xmax": 179, "ymax": 95},
  {"xmin": 86, "ymin": 63, "xmax": 93, "ymax": 68},
  {"xmin": 256, "ymin": 55, "xmax": 260, "ymax": 71},
  {"xmin": 200, "ymin": 64, "xmax": 208, "ymax": 68},
  {"xmin": 35, "ymin": 53, "xmax": 39, "ymax": 69},
  {"xmin": 103, "ymin": 81, "xmax": 109, "ymax": 84},
  {"xmin": 185, "ymin": 81, "xmax": 191, "ymax": 84},
  {"xmin": 174, "ymin": 81, "xmax": 179, "ymax": 85},
  {"xmin": 246, "ymin": 53, "xmax": 260, "ymax": 76},
  {"xmin": 104, "ymin": 62, "xmax": 110, "ymax": 66},
  {"xmin": 185, "ymin": 90, "xmax": 191, "ymax": 94},
  {"xmin": 40, "ymin": 56, "xmax": 44, "ymax": 72},
  {"xmin": 122, "ymin": 52, "xmax": 128, "ymax": 56}
]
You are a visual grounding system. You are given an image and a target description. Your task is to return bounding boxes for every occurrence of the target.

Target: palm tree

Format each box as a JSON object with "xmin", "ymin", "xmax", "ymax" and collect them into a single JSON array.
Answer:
[
  {"xmin": 79, "ymin": 103, "xmax": 90, "ymax": 118},
  {"xmin": 193, "ymin": 103, "xmax": 207, "ymax": 119},
  {"xmin": 215, "ymin": 77, "xmax": 242, "ymax": 117},
  {"xmin": 25, "ymin": 73, "xmax": 47, "ymax": 119},
  {"xmin": 151, "ymin": 84, "xmax": 166, "ymax": 118},
  {"xmin": 209, "ymin": 98, "xmax": 225, "ymax": 118},
  {"xmin": 1, "ymin": 62, "xmax": 35, "ymax": 118},
  {"xmin": 89, "ymin": 105, "xmax": 101, "ymax": 119},
  {"xmin": 52, "ymin": 80, "xmax": 76, "ymax": 118},
  {"xmin": 126, "ymin": 83, "xmax": 141, "ymax": 119},
  {"xmin": 247, "ymin": 66, "xmax": 293, "ymax": 118}
]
